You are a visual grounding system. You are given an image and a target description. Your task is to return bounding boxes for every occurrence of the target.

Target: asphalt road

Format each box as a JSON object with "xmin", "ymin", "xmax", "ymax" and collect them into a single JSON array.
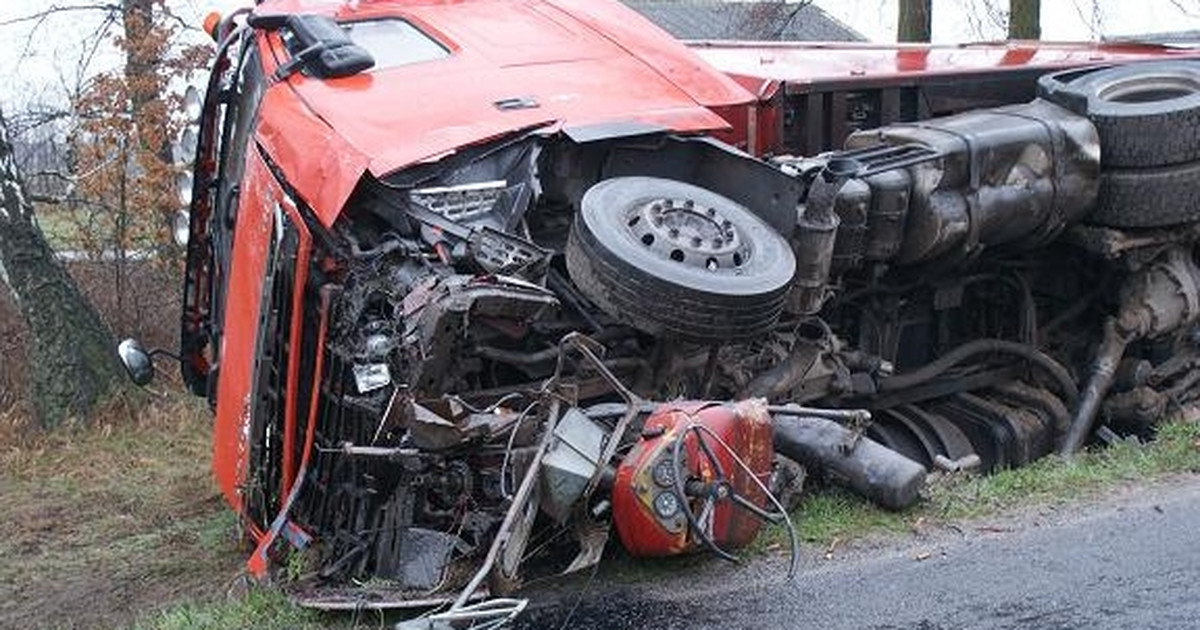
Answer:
[{"xmin": 517, "ymin": 477, "xmax": 1200, "ymax": 630}]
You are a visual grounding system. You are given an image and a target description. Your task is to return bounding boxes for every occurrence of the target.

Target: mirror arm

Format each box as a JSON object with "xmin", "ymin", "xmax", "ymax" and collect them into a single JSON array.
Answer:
[
  {"xmin": 272, "ymin": 42, "xmax": 323, "ymax": 82},
  {"xmin": 148, "ymin": 347, "xmax": 183, "ymax": 363}
]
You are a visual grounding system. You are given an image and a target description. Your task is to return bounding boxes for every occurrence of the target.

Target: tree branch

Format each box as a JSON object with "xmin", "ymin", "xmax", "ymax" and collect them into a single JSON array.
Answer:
[
  {"xmin": 0, "ymin": 3, "xmax": 120, "ymax": 28},
  {"xmin": 774, "ymin": 1, "xmax": 815, "ymax": 41},
  {"xmin": 158, "ymin": 4, "xmax": 204, "ymax": 34},
  {"xmin": 1165, "ymin": 0, "xmax": 1200, "ymax": 18}
]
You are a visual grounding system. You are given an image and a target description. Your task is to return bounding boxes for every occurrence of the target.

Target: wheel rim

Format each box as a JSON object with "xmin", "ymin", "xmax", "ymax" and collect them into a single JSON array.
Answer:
[
  {"xmin": 622, "ymin": 195, "xmax": 752, "ymax": 275},
  {"xmin": 1098, "ymin": 75, "xmax": 1200, "ymax": 104},
  {"xmin": 566, "ymin": 176, "xmax": 795, "ymax": 339}
]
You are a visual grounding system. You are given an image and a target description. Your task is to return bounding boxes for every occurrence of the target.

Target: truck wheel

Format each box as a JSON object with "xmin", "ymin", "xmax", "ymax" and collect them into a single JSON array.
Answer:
[
  {"xmin": 565, "ymin": 176, "xmax": 795, "ymax": 341},
  {"xmin": 1038, "ymin": 61, "xmax": 1200, "ymax": 168},
  {"xmin": 1090, "ymin": 160, "xmax": 1200, "ymax": 228}
]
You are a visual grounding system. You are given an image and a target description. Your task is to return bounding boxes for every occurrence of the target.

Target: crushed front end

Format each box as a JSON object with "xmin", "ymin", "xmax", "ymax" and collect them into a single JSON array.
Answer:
[{"xmin": 240, "ymin": 129, "xmax": 822, "ymax": 607}]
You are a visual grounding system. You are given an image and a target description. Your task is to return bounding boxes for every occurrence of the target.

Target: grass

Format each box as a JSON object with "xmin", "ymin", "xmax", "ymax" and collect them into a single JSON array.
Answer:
[
  {"xmin": 141, "ymin": 419, "xmax": 1200, "ymax": 630},
  {"xmin": 928, "ymin": 421, "xmax": 1200, "ymax": 519},
  {"xmin": 131, "ymin": 588, "xmax": 322, "ymax": 630},
  {"xmin": 5, "ymin": 391, "xmax": 1199, "ymax": 630},
  {"xmin": 31, "ymin": 203, "xmax": 162, "ymax": 254},
  {"xmin": 792, "ymin": 488, "xmax": 911, "ymax": 543},
  {"xmin": 33, "ymin": 203, "xmax": 100, "ymax": 252},
  {"xmin": 0, "ymin": 393, "xmax": 244, "ymax": 630}
]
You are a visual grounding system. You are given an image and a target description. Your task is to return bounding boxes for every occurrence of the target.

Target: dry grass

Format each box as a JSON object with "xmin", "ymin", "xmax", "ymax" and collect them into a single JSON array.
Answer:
[
  {"xmin": 0, "ymin": 250, "xmax": 229, "ymax": 629},
  {"xmin": 0, "ymin": 254, "xmax": 183, "ymax": 414},
  {"xmin": 0, "ymin": 393, "xmax": 243, "ymax": 630}
]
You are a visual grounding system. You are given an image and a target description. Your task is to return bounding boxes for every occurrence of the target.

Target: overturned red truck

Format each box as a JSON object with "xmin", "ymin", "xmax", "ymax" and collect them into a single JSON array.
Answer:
[{"xmin": 117, "ymin": 0, "xmax": 1200, "ymax": 617}]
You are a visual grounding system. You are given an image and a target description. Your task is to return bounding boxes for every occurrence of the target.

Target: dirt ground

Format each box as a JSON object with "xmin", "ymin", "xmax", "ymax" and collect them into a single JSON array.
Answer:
[
  {"xmin": 0, "ymin": 251, "xmax": 245, "ymax": 629},
  {"xmin": 0, "ymin": 396, "xmax": 244, "ymax": 630}
]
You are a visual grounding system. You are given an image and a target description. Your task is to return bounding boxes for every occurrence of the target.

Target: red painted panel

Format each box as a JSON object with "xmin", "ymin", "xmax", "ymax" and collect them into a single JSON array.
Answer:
[
  {"xmin": 247, "ymin": 0, "xmax": 754, "ymax": 225},
  {"xmin": 691, "ymin": 40, "xmax": 1200, "ymax": 92},
  {"xmin": 211, "ymin": 148, "xmax": 285, "ymax": 510},
  {"xmin": 613, "ymin": 401, "xmax": 774, "ymax": 557}
]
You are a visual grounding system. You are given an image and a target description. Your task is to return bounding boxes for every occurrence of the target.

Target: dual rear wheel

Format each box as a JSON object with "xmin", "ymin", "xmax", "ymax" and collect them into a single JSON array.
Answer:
[{"xmin": 1039, "ymin": 61, "xmax": 1200, "ymax": 228}]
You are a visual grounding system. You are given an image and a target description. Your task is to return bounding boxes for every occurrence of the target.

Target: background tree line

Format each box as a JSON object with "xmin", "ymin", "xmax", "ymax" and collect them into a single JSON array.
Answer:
[{"xmin": 0, "ymin": 0, "xmax": 208, "ymax": 428}]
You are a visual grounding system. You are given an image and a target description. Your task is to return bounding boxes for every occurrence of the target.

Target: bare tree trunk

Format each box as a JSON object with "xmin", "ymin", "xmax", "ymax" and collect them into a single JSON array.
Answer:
[
  {"xmin": 0, "ymin": 113, "xmax": 124, "ymax": 428},
  {"xmin": 118, "ymin": 0, "xmax": 171, "ymax": 329},
  {"xmin": 1009, "ymin": 0, "xmax": 1041, "ymax": 39},
  {"xmin": 123, "ymin": 0, "xmax": 159, "ymax": 124},
  {"xmin": 898, "ymin": 0, "xmax": 932, "ymax": 42}
]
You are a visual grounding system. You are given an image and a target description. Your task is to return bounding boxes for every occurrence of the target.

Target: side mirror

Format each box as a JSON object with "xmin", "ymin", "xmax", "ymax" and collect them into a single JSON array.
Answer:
[
  {"xmin": 250, "ymin": 13, "xmax": 375, "ymax": 80},
  {"xmin": 117, "ymin": 338, "xmax": 155, "ymax": 386},
  {"xmin": 312, "ymin": 44, "xmax": 375, "ymax": 79}
]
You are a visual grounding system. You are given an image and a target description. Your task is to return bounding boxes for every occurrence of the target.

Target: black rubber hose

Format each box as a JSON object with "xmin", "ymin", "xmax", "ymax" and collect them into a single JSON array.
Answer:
[{"xmin": 878, "ymin": 339, "xmax": 1079, "ymax": 410}]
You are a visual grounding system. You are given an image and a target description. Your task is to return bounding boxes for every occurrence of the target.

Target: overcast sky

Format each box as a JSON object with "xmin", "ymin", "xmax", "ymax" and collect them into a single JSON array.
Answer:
[
  {"xmin": 3, "ymin": 0, "xmax": 1200, "ymax": 112},
  {"xmin": 814, "ymin": 0, "xmax": 1200, "ymax": 42},
  {"xmin": 0, "ymin": 1, "xmax": 243, "ymax": 112}
]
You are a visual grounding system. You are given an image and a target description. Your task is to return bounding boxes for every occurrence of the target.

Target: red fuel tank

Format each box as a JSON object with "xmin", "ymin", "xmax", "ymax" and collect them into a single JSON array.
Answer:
[{"xmin": 612, "ymin": 400, "xmax": 774, "ymax": 557}]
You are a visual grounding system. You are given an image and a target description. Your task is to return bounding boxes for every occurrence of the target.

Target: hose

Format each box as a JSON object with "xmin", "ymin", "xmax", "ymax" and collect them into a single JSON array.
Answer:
[
  {"xmin": 1060, "ymin": 318, "xmax": 1129, "ymax": 455},
  {"xmin": 878, "ymin": 338, "xmax": 1079, "ymax": 409},
  {"xmin": 341, "ymin": 229, "xmax": 412, "ymax": 259},
  {"xmin": 671, "ymin": 421, "xmax": 801, "ymax": 579}
]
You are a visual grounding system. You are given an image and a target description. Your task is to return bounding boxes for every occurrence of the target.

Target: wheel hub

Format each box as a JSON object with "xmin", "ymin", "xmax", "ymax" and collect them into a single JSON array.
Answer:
[{"xmin": 624, "ymin": 197, "xmax": 749, "ymax": 273}]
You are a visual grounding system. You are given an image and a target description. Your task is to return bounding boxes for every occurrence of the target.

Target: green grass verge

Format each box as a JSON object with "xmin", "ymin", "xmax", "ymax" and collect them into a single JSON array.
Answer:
[
  {"xmin": 928, "ymin": 421, "xmax": 1200, "ymax": 519},
  {"xmin": 131, "ymin": 588, "xmax": 322, "ymax": 630},
  {"xmin": 32, "ymin": 203, "xmax": 163, "ymax": 253},
  {"xmin": 0, "ymin": 395, "xmax": 245, "ymax": 630},
  {"xmin": 33, "ymin": 204, "xmax": 97, "ymax": 252}
]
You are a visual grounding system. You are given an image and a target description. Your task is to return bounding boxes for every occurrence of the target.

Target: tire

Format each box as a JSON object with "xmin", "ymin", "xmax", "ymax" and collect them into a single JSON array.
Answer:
[
  {"xmin": 564, "ymin": 176, "xmax": 795, "ymax": 341},
  {"xmin": 1089, "ymin": 160, "xmax": 1200, "ymax": 228},
  {"xmin": 1038, "ymin": 61, "xmax": 1200, "ymax": 168}
]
